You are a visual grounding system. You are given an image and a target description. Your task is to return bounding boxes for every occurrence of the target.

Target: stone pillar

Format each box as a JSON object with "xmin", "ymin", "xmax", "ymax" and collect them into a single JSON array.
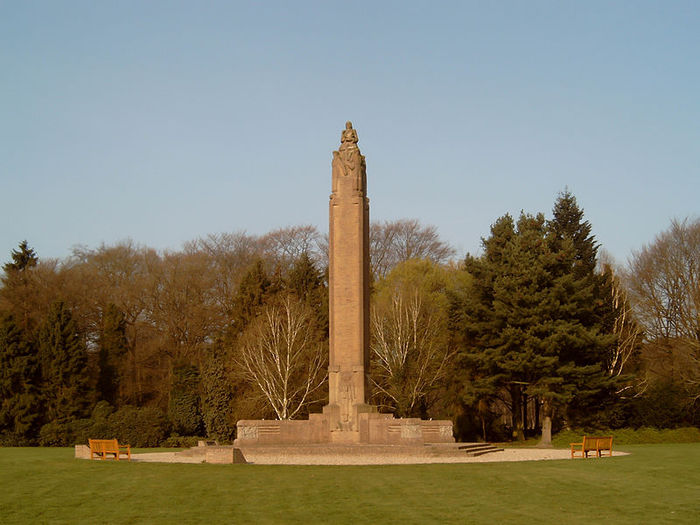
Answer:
[
  {"xmin": 323, "ymin": 122, "xmax": 376, "ymax": 440},
  {"xmin": 232, "ymin": 121, "xmax": 454, "ymax": 447}
]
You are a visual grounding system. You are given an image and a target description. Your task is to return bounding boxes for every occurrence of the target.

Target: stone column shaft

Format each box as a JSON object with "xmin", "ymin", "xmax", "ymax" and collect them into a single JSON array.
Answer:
[{"xmin": 324, "ymin": 121, "xmax": 372, "ymax": 433}]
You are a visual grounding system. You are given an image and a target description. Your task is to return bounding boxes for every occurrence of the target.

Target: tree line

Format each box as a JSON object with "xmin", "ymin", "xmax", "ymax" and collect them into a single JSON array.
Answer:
[{"xmin": 1, "ymin": 196, "xmax": 698, "ymax": 446}]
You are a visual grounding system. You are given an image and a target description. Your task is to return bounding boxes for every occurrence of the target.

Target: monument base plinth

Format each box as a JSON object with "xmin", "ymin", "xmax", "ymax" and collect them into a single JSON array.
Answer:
[{"xmin": 234, "ymin": 411, "xmax": 454, "ymax": 447}]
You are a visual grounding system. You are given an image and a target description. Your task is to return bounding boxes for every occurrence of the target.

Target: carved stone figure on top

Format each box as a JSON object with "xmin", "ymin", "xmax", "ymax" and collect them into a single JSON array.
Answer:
[
  {"xmin": 340, "ymin": 120, "xmax": 359, "ymax": 148},
  {"xmin": 332, "ymin": 121, "xmax": 366, "ymax": 194}
]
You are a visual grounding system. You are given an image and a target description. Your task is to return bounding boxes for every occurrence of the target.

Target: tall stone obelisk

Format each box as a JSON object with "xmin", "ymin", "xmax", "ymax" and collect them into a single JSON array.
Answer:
[
  {"xmin": 234, "ymin": 122, "xmax": 454, "ymax": 447},
  {"xmin": 323, "ymin": 121, "xmax": 376, "ymax": 440}
]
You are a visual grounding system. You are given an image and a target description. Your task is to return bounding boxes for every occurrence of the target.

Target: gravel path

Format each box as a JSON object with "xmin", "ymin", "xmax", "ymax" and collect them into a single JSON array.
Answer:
[{"xmin": 131, "ymin": 448, "xmax": 628, "ymax": 465}]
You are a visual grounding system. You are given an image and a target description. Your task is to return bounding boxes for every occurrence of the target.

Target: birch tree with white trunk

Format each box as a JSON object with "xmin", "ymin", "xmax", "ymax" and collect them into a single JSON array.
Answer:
[{"xmin": 237, "ymin": 295, "xmax": 327, "ymax": 420}]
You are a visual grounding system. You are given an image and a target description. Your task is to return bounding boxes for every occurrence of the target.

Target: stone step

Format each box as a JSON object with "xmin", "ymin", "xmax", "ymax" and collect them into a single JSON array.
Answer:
[
  {"xmin": 466, "ymin": 447, "xmax": 504, "ymax": 457},
  {"xmin": 458, "ymin": 443, "xmax": 497, "ymax": 451},
  {"xmin": 457, "ymin": 443, "xmax": 503, "ymax": 457}
]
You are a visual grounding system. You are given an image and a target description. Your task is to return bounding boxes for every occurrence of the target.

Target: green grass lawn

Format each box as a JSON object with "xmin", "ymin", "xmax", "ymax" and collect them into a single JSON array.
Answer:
[{"xmin": 1, "ymin": 444, "xmax": 698, "ymax": 524}]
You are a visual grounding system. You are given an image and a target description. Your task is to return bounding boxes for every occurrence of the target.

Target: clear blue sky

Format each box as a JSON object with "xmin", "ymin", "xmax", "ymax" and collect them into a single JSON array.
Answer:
[{"xmin": 2, "ymin": 1, "xmax": 698, "ymax": 266}]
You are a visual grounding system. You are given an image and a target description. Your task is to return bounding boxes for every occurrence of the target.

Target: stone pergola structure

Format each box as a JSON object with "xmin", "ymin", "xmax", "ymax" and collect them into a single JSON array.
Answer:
[{"xmin": 235, "ymin": 122, "xmax": 453, "ymax": 446}]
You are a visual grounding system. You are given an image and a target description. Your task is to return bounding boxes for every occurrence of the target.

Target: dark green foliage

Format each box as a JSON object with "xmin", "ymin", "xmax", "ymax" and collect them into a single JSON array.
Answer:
[
  {"xmin": 37, "ymin": 301, "xmax": 91, "ymax": 423},
  {"xmin": 161, "ymin": 435, "xmax": 205, "ymax": 448},
  {"xmin": 0, "ymin": 313, "xmax": 41, "ymax": 442},
  {"xmin": 231, "ymin": 259, "xmax": 272, "ymax": 335},
  {"xmin": 552, "ymin": 426, "xmax": 700, "ymax": 447},
  {"xmin": 38, "ymin": 420, "xmax": 78, "ymax": 446},
  {"xmin": 1, "ymin": 241, "xmax": 40, "ymax": 334},
  {"xmin": 87, "ymin": 400, "xmax": 115, "ymax": 440},
  {"xmin": 1, "ymin": 240, "xmax": 38, "ymax": 276},
  {"xmin": 461, "ymin": 213, "xmax": 553, "ymax": 439},
  {"xmin": 630, "ymin": 381, "xmax": 693, "ymax": 428},
  {"xmin": 459, "ymin": 193, "xmax": 616, "ymax": 441},
  {"xmin": 286, "ymin": 252, "xmax": 328, "ymax": 337},
  {"xmin": 548, "ymin": 190, "xmax": 598, "ymax": 278},
  {"xmin": 96, "ymin": 304, "xmax": 128, "ymax": 405},
  {"xmin": 201, "ymin": 347, "xmax": 235, "ymax": 441},
  {"xmin": 546, "ymin": 192, "xmax": 618, "ymax": 423},
  {"xmin": 168, "ymin": 363, "xmax": 203, "ymax": 436},
  {"xmin": 38, "ymin": 417, "xmax": 94, "ymax": 446},
  {"xmin": 106, "ymin": 405, "xmax": 171, "ymax": 447},
  {"xmin": 37, "ymin": 402, "xmax": 172, "ymax": 447}
]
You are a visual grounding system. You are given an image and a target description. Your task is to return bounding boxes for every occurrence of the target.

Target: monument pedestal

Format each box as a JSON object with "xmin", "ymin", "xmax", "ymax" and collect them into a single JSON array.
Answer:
[{"xmin": 234, "ymin": 412, "xmax": 454, "ymax": 446}]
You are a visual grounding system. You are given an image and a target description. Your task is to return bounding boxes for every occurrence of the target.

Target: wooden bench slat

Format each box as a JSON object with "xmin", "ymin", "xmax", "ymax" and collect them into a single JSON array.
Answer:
[
  {"xmin": 570, "ymin": 435, "xmax": 613, "ymax": 459},
  {"xmin": 88, "ymin": 439, "xmax": 131, "ymax": 461}
]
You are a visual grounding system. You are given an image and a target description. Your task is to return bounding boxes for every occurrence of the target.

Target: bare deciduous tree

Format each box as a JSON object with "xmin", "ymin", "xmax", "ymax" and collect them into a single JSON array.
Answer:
[
  {"xmin": 236, "ymin": 295, "xmax": 327, "ymax": 420},
  {"xmin": 146, "ymin": 252, "xmax": 223, "ymax": 363},
  {"xmin": 260, "ymin": 225, "xmax": 324, "ymax": 271},
  {"xmin": 370, "ymin": 259, "xmax": 454, "ymax": 417},
  {"xmin": 370, "ymin": 219, "xmax": 455, "ymax": 279},
  {"xmin": 184, "ymin": 232, "xmax": 262, "ymax": 318},
  {"xmin": 625, "ymin": 218, "xmax": 700, "ymax": 400},
  {"xmin": 605, "ymin": 265, "xmax": 644, "ymax": 395}
]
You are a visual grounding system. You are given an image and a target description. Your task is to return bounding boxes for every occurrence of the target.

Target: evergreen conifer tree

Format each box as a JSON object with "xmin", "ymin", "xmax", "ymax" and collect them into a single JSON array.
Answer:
[
  {"xmin": 545, "ymin": 191, "xmax": 617, "ymax": 430},
  {"xmin": 1, "ymin": 241, "xmax": 39, "ymax": 334},
  {"xmin": 549, "ymin": 190, "xmax": 598, "ymax": 277},
  {"xmin": 168, "ymin": 362, "xmax": 203, "ymax": 436},
  {"xmin": 2, "ymin": 240, "xmax": 38, "ymax": 275},
  {"xmin": 286, "ymin": 252, "xmax": 328, "ymax": 336},
  {"xmin": 97, "ymin": 304, "xmax": 128, "ymax": 406},
  {"xmin": 37, "ymin": 301, "xmax": 91, "ymax": 424},
  {"xmin": 201, "ymin": 346, "xmax": 235, "ymax": 440},
  {"xmin": 0, "ymin": 313, "xmax": 41, "ymax": 443},
  {"xmin": 461, "ymin": 197, "xmax": 616, "ymax": 443},
  {"xmin": 230, "ymin": 259, "xmax": 272, "ymax": 335},
  {"xmin": 462, "ymin": 214, "xmax": 538, "ymax": 440}
]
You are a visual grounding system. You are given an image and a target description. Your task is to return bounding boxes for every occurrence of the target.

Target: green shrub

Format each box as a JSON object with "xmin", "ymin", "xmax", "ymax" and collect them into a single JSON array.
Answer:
[
  {"xmin": 69, "ymin": 418, "xmax": 93, "ymax": 445},
  {"xmin": 630, "ymin": 381, "xmax": 690, "ymax": 428},
  {"xmin": 168, "ymin": 364, "xmax": 203, "ymax": 436},
  {"xmin": 38, "ymin": 421, "xmax": 74, "ymax": 446},
  {"xmin": 35, "ymin": 404, "xmax": 171, "ymax": 447},
  {"xmin": 91, "ymin": 400, "xmax": 114, "ymax": 421},
  {"xmin": 552, "ymin": 426, "xmax": 700, "ymax": 447},
  {"xmin": 161, "ymin": 435, "xmax": 205, "ymax": 448},
  {"xmin": 0, "ymin": 431, "xmax": 35, "ymax": 446},
  {"xmin": 107, "ymin": 406, "xmax": 171, "ymax": 447}
]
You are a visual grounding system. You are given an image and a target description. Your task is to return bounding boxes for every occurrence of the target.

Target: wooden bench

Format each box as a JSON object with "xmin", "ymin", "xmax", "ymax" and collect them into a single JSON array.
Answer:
[
  {"xmin": 570, "ymin": 435, "xmax": 613, "ymax": 458},
  {"xmin": 89, "ymin": 439, "xmax": 131, "ymax": 461}
]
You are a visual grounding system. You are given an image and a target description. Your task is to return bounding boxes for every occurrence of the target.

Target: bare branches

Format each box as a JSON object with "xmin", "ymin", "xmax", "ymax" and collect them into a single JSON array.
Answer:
[
  {"xmin": 626, "ymin": 218, "xmax": 700, "ymax": 400},
  {"xmin": 607, "ymin": 269, "xmax": 642, "ymax": 376},
  {"xmin": 370, "ymin": 260, "xmax": 454, "ymax": 417},
  {"xmin": 626, "ymin": 218, "xmax": 700, "ymax": 344},
  {"xmin": 260, "ymin": 225, "xmax": 324, "ymax": 271},
  {"xmin": 237, "ymin": 295, "xmax": 327, "ymax": 420},
  {"xmin": 370, "ymin": 219, "xmax": 455, "ymax": 279}
]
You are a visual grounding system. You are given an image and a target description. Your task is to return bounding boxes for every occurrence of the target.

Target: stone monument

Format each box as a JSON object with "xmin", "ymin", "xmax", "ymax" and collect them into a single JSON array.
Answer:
[
  {"xmin": 235, "ymin": 122, "xmax": 453, "ymax": 446},
  {"xmin": 322, "ymin": 121, "xmax": 375, "ymax": 442}
]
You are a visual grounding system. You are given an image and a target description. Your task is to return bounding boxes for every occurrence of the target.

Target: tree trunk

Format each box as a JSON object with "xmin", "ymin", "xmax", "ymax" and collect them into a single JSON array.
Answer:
[
  {"xmin": 538, "ymin": 398, "xmax": 554, "ymax": 448},
  {"xmin": 522, "ymin": 392, "xmax": 529, "ymax": 436},
  {"xmin": 510, "ymin": 384, "xmax": 525, "ymax": 441}
]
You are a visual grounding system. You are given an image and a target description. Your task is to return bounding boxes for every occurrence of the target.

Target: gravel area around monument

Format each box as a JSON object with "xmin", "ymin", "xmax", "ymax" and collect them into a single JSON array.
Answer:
[{"xmin": 131, "ymin": 448, "xmax": 628, "ymax": 465}]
